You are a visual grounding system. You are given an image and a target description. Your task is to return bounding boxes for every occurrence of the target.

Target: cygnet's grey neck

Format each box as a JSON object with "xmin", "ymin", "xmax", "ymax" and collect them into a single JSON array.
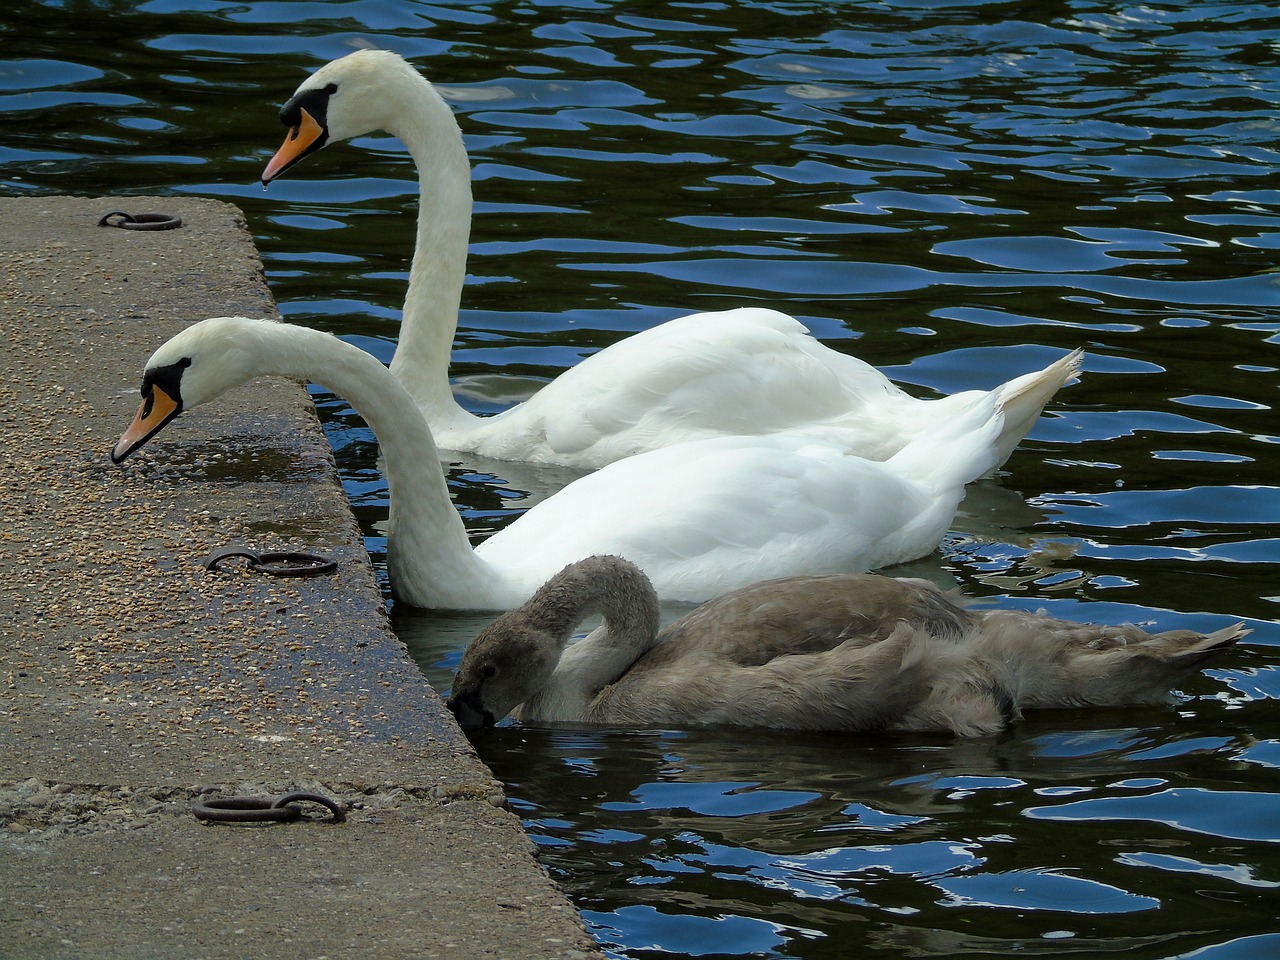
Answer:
[{"xmin": 515, "ymin": 556, "xmax": 662, "ymax": 721}]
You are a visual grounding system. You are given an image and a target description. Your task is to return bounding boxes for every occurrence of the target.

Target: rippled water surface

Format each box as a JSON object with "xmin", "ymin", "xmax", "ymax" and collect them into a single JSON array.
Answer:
[{"xmin": 5, "ymin": 1, "xmax": 1279, "ymax": 956}]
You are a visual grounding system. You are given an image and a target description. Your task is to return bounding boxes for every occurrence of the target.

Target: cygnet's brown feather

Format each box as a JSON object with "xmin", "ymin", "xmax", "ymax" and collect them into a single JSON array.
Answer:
[{"xmin": 649, "ymin": 573, "xmax": 975, "ymax": 667}]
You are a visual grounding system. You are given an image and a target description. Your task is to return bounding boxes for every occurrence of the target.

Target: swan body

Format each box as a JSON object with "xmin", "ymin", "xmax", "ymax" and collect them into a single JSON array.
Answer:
[
  {"xmin": 447, "ymin": 556, "xmax": 1247, "ymax": 735},
  {"xmin": 263, "ymin": 49, "xmax": 1081, "ymax": 468},
  {"xmin": 112, "ymin": 317, "xmax": 1012, "ymax": 611}
]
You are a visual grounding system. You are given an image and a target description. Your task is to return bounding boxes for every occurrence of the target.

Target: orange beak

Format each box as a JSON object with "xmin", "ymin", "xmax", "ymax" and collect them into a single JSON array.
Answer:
[
  {"xmin": 112, "ymin": 384, "xmax": 181, "ymax": 463},
  {"xmin": 262, "ymin": 107, "xmax": 325, "ymax": 184}
]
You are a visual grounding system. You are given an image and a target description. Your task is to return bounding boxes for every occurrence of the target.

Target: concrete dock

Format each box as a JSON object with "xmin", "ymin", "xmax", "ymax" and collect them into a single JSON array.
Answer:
[{"xmin": 0, "ymin": 196, "xmax": 601, "ymax": 959}]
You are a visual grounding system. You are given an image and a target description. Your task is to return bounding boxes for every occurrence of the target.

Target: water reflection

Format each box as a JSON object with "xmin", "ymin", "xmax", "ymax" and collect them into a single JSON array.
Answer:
[{"xmin": 461, "ymin": 712, "xmax": 1276, "ymax": 957}]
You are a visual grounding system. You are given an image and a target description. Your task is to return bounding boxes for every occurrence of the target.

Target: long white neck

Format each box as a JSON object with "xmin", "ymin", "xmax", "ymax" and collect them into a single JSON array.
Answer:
[
  {"xmin": 249, "ymin": 322, "xmax": 505, "ymax": 608},
  {"xmin": 379, "ymin": 75, "xmax": 480, "ymax": 432},
  {"xmin": 515, "ymin": 557, "xmax": 662, "ymax": 722}
]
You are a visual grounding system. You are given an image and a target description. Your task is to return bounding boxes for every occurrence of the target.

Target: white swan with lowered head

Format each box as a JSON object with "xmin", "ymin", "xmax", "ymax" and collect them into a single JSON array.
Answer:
[
  {"xmin": 113, "ymin": 316, "xmax": 1013, "ymax": 612},
  {"xmin": 447, "ymin": 556, "xmax": 1247, "ymax": 735},
  {"xmin": 262, "ymin": 49, "xmax": 1082, "ymax": 469}
]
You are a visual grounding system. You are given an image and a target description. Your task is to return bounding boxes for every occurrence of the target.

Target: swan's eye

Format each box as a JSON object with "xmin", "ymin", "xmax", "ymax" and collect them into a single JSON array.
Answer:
[
  {"xmin": 324, "ymin": 82, "xmax": 338, "ymax": 95},
  {"xmin": 481, "ymin": 664, "xmax": 498, "ymax": 680}
]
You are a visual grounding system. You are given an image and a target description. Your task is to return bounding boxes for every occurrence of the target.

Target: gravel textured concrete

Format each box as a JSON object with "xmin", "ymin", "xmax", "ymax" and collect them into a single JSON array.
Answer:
[{"xmin": 0, "ymin": 196, "xmax": 601, "ymax": 960}]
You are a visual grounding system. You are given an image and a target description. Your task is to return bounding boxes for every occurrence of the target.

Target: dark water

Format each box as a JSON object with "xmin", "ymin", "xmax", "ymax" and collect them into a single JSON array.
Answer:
[{"xmin": 5, "ymin": 1, "xmax": 1279, "ymax": 956}]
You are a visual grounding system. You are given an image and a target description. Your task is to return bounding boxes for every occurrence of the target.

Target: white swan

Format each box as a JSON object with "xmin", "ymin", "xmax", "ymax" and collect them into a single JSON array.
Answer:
[
  {"xmin": 114, "ymin": 316, "xmax": 1012, "ymax": 612},
  {"xmin": 447, "ymin": 555, "xmax": 1247, "ymax": 735},
  {"xmin": 262, "ymin": 48, "xmax": 1081, "ymax": 469}
]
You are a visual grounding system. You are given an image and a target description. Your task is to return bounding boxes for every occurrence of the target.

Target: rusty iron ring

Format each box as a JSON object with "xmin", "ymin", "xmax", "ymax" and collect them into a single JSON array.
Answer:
[
  {"xmin": 192, "ymin": 792, "xmax": 347, "ymax": 824},
  {"xmin": 97, "ymin": 210, "xmax": 183, "ymax": 231},
  {"xmin": 204, "ymin": 546, "xmax": 338, "ymax": 578}
]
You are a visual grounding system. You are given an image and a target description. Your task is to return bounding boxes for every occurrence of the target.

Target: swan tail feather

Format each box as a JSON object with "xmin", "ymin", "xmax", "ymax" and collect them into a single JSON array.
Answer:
[
  {"xmin": 989, "ymin": 348, "xmax": 1083, "ymax": 466},
  {"xmin": 1157, "ymin": 621, "xmax": 1250, "ymax": 672},
  {"xmin": 979, "ymin": 614, "xmax": 1247, "ymax": 709}
]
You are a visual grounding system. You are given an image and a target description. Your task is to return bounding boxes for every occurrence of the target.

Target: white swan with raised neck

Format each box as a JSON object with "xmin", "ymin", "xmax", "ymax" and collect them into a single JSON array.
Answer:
[
  {"xmin": 114, "ymin": 316, "xmax": 1015, "ymax": 612},
  {"xmin": 262, "ymin": 48, "xmax": 1081, "ymax": 469}
]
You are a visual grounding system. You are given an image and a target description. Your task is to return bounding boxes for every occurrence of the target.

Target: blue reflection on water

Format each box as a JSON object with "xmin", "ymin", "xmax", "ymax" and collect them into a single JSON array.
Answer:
[
  {"xmin": 933, "ymin": 868, "xmax": 1159, "ymax": 913},
  {"xmin": 1026, "ymin": 787, "xmax": 1280, "ymax": 843},
  {"xmin": 602, "ymin": 781, "xmax": 823, "ymax": 817}
]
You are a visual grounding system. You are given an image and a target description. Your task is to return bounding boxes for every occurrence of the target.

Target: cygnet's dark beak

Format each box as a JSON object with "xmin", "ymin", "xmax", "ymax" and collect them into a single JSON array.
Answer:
[{"xmin": 447, "ymin": 689, "xmax": 495, "ymax": 731}]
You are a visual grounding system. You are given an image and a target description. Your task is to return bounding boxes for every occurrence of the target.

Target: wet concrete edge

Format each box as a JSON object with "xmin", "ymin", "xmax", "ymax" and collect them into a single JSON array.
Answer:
[{"xmin": 0, "ymin": 196, "xmax": 602, "ymax": 960}]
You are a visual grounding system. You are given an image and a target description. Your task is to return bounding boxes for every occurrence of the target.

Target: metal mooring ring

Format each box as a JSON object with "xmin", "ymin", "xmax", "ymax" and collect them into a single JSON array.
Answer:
[
  {"xmin": 251, "ymin": 551, "xmax": 340, "ymax": 577},
  {"xmin": 203, "ymin": 546, "xmax": 338, "ymax": 578},
  {"xmin": 272, "ymin": 792, "xmax": 347, "ymax": 823},
  {"xmin": 97, "ymin": 210, "xmax": 183, "ymax": 231},
  {"xmin": 192, "ymin": 792, "xmax": 347, "ymax": 824},
  {"xmin": 192, "ymin": 796, "xmax": 301, "ymax": 824}
]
